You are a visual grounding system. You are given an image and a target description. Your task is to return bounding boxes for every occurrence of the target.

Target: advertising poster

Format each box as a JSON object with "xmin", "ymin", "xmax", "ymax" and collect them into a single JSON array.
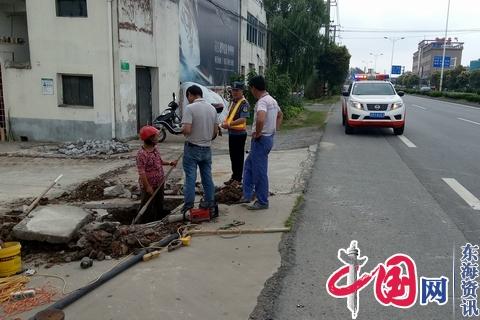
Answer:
[{"xmin": 179, "ymin": 0, "xmax": 240, "ymax": 87}]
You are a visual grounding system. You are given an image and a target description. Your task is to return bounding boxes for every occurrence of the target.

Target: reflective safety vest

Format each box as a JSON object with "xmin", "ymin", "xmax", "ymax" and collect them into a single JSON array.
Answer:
[{"xmin": 226, "ymin": 98, "xmax": 247, "ymax": 131}]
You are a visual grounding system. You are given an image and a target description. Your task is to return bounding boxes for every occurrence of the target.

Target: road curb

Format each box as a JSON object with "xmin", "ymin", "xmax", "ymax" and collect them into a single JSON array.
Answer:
[{"xmin": 248, "ymin": 106, "xmax": 331, "ymax": 320}]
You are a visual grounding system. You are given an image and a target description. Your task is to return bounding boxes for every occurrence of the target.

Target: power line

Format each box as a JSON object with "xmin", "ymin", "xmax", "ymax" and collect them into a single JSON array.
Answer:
[
  {"xmin": 341, "ymin": 28, "xmax": 480, "ymax": 33},
  {"xmin": 335, "ymin": 0, "xmax": 340, "ymax": 26},
  {"xmin": 339, "ymin": 31, "xmax": 480, "ymax": 40},
  {"xmin": 203, "ymin": 0, "xmax": 318, "ymax": 49}
]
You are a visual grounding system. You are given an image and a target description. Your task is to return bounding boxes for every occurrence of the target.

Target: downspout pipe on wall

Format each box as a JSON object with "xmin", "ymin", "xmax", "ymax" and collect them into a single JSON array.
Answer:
[{"xmin": 107, "ymin": 0, "xmax": 116, "ymax": 139}]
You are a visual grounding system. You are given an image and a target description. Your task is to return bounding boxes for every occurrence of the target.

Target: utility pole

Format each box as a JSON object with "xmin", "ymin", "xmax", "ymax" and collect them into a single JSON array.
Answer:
[
  {"xmin": 325, "ymin": 0, "xmax": 331, "ymax": 44},
  {"xmin": 439, "ymin": 0, "xmax": 451, "ymax": 92},
  {"xmin": 323, "ymin": 0, "xmax": 332, "ymax": 96},
  {"xmin": 369, "ymin": 52, "xmax": 383, "ymax": 74},
  {"xmin": 384, "ymin": 36, "xmax": 405, "ymax": 77},
  {"xmin": 267, "ymin": 31, "xmax": 272, "ymax": 68}
]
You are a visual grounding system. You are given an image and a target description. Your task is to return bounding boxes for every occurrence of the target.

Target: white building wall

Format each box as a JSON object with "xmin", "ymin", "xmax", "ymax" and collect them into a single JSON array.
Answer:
[
  {"xmin": 115, "ymin": 0, "xmax": 180, "ymax": 138},
  {"xmin": 1, "ymin": 0, "xmax": 179, "ymax": 141},
  {"xmin": 2, "ymin": 0, "xmax": 113, "ymax": 141},
  {"xmin": 0, "ymin": 2, "xmax": 30, "ymax": 64},
  {"xmin": 240, "ymin": 0, "xmax": 267, "ymax": 76}
]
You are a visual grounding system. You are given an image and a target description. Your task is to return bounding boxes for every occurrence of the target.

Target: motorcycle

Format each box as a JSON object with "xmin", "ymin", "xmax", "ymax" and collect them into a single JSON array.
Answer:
[
  {"xmin": 152, "ymin": 93, "xmax": 183, "ymax": 143},
  {"xmin": 153, "ymin": 89, "xmax": 226, "ymax": 143}
]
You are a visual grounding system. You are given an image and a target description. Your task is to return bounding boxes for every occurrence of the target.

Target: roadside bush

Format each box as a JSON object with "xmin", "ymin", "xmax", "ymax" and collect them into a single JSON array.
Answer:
[
  {"xmin": 426, "ymin": 91, "xmax": 443, "ymax": 97},
  {"xmin": 230, "ymin": 68, "xmax": 306, "ymax": 120},
  {"xmin": 464, "ymin": 94, "xmax": 480, "ymax": 103},
  {"xmin": 407, "ymin": 88, "xmax": 480, "ymax": 103},
  {"xmin": 265, "ymin": 67, "xmax": 304, "ymax": 120},
  {"xmin": 442, "ymin": 92, "xmax": 480, "ymax": 103},
  {"xmin": 404, "ymin": 89, "xmax": 420, "ymax": 94},
  {"xmin": 282, "ymin": 105, "xmax": 303, "ymax": 120}
]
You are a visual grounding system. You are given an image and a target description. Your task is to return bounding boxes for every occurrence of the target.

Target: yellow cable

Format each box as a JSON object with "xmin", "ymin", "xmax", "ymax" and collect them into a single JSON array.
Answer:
[{"xmin": 0, "ymin": 275, "xmax": 30, "ymax": 303}]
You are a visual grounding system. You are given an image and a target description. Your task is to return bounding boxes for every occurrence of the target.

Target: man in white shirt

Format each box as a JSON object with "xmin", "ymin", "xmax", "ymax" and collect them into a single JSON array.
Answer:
[{"xmin": 239, "ymin": 76, "xmax": 283, "ymax": 210}]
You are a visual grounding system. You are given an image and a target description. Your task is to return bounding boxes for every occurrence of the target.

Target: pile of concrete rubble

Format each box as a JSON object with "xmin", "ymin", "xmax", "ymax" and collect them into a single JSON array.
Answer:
[
  {"xmin": 57, "ymin": 139, "xmax": 130, "ymax": 156},
  {"xmin": 72, "ymin": 220, "xmax": 183, "ymax": 262}
]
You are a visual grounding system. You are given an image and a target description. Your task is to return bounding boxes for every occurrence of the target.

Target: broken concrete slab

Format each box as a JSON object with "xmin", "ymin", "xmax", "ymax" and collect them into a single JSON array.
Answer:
[
  {"xmin": 103, "ymin": 185, "xmax": 125, "ymax": 197},
  {"xmin": 118, "ymin": 189, "xmax": 132, "ymax": 199},
  {"xmin": 12, "ymin": 205, "xmax": 91, "ymax": 244},
  {"xmin": 82, "ymin": 199, "xmax": 141, "ymax": 210}
]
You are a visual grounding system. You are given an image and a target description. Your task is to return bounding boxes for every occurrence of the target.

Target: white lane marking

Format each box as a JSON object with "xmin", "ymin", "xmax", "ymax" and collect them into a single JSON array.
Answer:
[
  {"xmin": 411, "ymin": 104, "xmax": 427, "ymax": 110},
  {"xmin": 458, "ymin": 117, "xmax": 480, "ymax": 126},
  {"xmin": 411, "ymin": 95, "xmax": 480, "ymax": 110},
  {"xmin": 442, "ymin": 178, "xmax": 480, "ymax": 210},
  {"xmin": 398, "ymin": 135, "xmax": 417, "ymax": 148}
]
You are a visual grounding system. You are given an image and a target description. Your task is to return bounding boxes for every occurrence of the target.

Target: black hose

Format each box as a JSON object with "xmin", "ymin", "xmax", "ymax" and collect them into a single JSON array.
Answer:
[{"xmin": 30, "ymin": 233, "xmax": 179, "ymax": 319}]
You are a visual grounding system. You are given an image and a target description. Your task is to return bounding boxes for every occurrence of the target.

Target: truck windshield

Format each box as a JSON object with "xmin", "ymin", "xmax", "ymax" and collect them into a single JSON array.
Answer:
[{"xmin": 352, "ymin": 83, "xmax": 395, "ymax": 95}]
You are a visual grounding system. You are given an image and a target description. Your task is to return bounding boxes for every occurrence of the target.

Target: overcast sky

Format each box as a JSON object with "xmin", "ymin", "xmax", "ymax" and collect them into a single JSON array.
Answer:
[{"xmin": 336, "ymin": 0, "xmax": 480, "ymax": 74}]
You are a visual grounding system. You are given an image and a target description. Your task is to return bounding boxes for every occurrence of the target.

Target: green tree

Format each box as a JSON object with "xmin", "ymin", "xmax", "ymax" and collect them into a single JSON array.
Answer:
[
  {"xmin": 430, "ymin": 72, "xmax": 440, "ymax": 89},
  {"xmin": 405, "ymin": 74, "xmax": 420, "ymax": 88},
  {"xmin": 264, "ymin": 66, "xmax": 292, "ymax": 108},
  {"xmin": 315, "ymin": 43, "xmax": 351, "ymax": 96},
  {"xmin": 469, "ymin": 70, "xmax": 480, "ymax": 93},
  {"xmin": 444, "ymin": 65, "xmax": 465, "ymax": 90},
  {"xmin": 456, "ymin": 71, "xmax": 470, "ymax": 91},
  {"xmin": 398, "ymin": 72, "xmax": 420, "ymax": 88},
  {"xmin": 264, "ymin": 0, "xmax": 327, "ymax": 88},
  {"xmin": 396, "ymin": 73, "xmax": 406, "ymax": 86}
]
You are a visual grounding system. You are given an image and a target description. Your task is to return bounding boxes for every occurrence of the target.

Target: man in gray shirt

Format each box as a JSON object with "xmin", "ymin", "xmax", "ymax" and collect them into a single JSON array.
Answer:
[{"xmin": 182, "ymin": 85, "xmax": 218, "ymax": 211}]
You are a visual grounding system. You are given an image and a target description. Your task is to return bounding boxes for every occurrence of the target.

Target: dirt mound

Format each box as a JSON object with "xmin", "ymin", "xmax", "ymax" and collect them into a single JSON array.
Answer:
[
  {"xmin": 215, "ymin": 183, "xmax": 242, "ymax": 205},
  {"xmin": 60, "ymin": 179, "xmax": 108, "ymax": 202}
]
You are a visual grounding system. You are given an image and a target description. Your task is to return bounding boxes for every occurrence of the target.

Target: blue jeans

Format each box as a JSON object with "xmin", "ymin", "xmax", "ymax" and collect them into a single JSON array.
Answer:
[
  {"xmin": 243, "ymin": 135, "xmax": 274, "ymax": 205},
  {"xmin": 183, "ymin": 143, "xmax": 215, "ymax": 208}
]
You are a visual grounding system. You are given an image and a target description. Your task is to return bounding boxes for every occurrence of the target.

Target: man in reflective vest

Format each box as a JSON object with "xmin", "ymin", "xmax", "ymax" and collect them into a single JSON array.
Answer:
[{"xmin": 221, "ymin": 81, "xmax": 250, "ymax": 185}]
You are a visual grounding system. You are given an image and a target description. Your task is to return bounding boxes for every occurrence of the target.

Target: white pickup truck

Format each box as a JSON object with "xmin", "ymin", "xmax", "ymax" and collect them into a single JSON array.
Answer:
[{"xmin": 342, "ymin": 80, "xmax": 406, "ymax": 135}]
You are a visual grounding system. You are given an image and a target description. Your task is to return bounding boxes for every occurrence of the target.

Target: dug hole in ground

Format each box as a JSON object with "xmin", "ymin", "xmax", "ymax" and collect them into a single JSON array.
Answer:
[{"xmin": 0, "ymin": 119, "xmax": 324, "ymax": 319}]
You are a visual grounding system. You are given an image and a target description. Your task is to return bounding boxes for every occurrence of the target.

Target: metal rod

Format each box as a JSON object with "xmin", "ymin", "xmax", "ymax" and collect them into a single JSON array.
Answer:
[
  {"xmin": 24, "ymin": 174, "xmax": 63, "ymax": 215},
  {"xmin": 132, "ymin": 153, "xmax": 183, "ymax": 225},
  {"xmin": 189, "ymin": 227, "xmax": 291, "ymax": 236}
]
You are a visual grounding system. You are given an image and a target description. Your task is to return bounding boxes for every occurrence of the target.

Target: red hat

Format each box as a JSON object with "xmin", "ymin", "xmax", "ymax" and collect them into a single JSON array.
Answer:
[{"xmin": 139, "ymin": 126, "xmax": 159, "ymax": 141}]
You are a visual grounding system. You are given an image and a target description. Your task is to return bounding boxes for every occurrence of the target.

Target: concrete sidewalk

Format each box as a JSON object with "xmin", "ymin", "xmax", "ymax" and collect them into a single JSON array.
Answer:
[
  {"xmin": 11, "ymin": 145, "xmax": 317, "ymax": 320},
  {"xmin": 0, "ymin": 135, "xmax": 218, "ymax": 210}
]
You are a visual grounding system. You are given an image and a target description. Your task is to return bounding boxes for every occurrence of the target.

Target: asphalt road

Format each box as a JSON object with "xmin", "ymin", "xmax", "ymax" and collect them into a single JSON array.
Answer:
[{"xmin": 262, "ymin": 96, "xmax": 480, "ymax": 319}]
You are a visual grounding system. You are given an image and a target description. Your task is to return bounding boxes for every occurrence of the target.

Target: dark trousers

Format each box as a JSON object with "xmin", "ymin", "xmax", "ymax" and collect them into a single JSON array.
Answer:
[
  {"xmin": 228, "ymin": 133, "xmax": 247, "ymax": 182},
  {"xmin": 139, "ymin": 185, "xmax": 165, "ymax": 223}
]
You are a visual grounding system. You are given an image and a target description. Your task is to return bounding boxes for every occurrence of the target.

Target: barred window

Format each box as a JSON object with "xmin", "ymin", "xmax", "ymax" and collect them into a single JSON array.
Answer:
[
  {"xmin": 258, "ymin": 22, "xmax": 266, "ymax": 48},
  {"xmin": 61, "ymin": 75, "xmax": 93, "ymax": 107},
  {"xmin": 57, "ymin": 0, "xmax": 88, "ymax": 17},
  {"xmin": 247, "ymin": 13, "xmax": 258, "ymax": 45}
]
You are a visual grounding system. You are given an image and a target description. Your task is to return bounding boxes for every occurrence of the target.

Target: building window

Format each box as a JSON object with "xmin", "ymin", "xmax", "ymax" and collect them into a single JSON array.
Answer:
[
  {"xmin": 241, "ymin": 65, "xmax": 245, "ymax": 76},
  {"xmin": 61, "ymin": 75, "xmax": 93, "ymax": 107},
  {"xmin": 56, "ymin": 0, "xmax": 88, "ymax": 17},
  {"xmin": 258, "ymin": 22, "xmax": 266, "ymax": 49},
  {"xmin": 247, "ymin": 13, "xmax": 258, "ymax": 45},
  {"xmin": 249, "ymin": 63, "xmax": 255, "ymax": 73}
]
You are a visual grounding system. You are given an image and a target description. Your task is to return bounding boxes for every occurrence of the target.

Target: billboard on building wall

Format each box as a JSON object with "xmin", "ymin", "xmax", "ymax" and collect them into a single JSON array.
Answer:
[
  {"xmin": 433, "ymin": 56, "xmax": 451, "ymax": 68},
  {"xmin": 179, "ymin": 0, "xmax": 240, "ymax": 87}
]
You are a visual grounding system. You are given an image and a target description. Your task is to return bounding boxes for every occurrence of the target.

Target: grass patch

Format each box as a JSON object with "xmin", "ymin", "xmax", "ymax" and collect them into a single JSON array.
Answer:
[
  {"xmin": 282, "ymin": 109, "xmax": 328, "ymax": 130},
  {"xmin": 285, "ymin": 194, "xmax": 304, "ymax": 229},
  {"xmin": 304, "ymin": 95, "xmax": 340, "ymax": 105}
]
